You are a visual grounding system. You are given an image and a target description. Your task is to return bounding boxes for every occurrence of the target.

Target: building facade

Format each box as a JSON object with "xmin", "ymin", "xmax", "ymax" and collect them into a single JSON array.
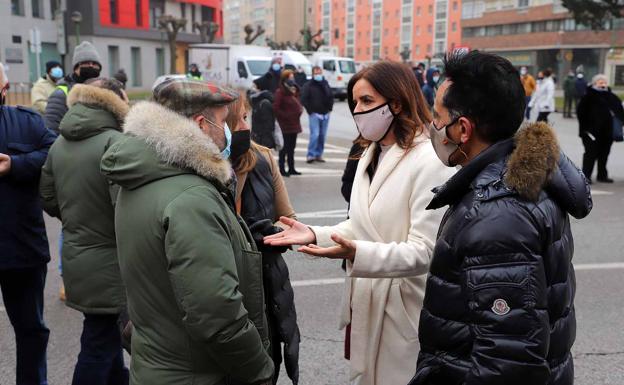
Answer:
[
  {"xmin": 1, "ymin": 0, "xmax": 64, "ymax": 84},
  {"xmin": 461, "ymin": 0, "xmax": 624, "ymax": 87},
  {"xmin": 223, "ymin": 0, "xmax": 309, "ymax": 47},
  {"xmin": 314, "ymin": 0, "xmax": 462, "ymax": 64}
]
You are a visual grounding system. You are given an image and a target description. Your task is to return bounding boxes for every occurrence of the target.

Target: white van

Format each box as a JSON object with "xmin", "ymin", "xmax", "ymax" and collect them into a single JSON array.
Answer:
[
  {"xmin": 309, "ymin": 54, "xmax": 357, "ymax": 100},
  {"xmin": 271, "ymin": 50, "xmax": 313, "ymax": 80}
]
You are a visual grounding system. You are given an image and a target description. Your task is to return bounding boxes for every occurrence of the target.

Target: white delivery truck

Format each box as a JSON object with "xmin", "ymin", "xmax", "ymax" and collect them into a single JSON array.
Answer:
[
  {"xmin": 271, "ymin": 50, "xmax": 313, "ymax": 80},
  {"xmin": 188, "ymin": 44, "xmax": 273, "ymax": 89},
  {"xmin": 309, "ymin": 53, "xmax": 357, "ymax": 100}
]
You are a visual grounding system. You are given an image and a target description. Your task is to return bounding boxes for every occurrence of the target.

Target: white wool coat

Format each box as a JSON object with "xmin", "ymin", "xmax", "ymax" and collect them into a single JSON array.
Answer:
[{"xmin": 311, "ymin": 137, "xmax": 455, "ymax": 385}]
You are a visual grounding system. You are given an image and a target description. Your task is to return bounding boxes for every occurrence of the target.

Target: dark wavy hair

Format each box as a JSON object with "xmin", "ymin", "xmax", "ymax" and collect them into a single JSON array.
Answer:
[
  {"xmin": 442, "ymin": 50, "xmax": 526, "ymax": 142},
  {"xmin": 346, "ymin": 61, "xmax": 431, "ymax": 151}
]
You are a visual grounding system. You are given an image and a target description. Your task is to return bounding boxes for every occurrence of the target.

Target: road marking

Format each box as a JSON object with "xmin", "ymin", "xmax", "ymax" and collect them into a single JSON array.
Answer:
[
  {"xmin": 591, "ymin": 189, "xmax": 614, "ymax": 196},
  {"xmin": 274, "ymin": 155, "xmax": 347, "ymax": 164},
  {"xmin": 285, "ymin": 167, "xmax": 343, "ymax": 175},
  {"xmin": 290, "ymin": 263, "xmax": 624, "ymax": 288},
  {"xmin": 0, "ymin": 306, "xmax": 4, "ymax": 312},
  {"xmin": 297, "ymin": 209, "xmax": 349, "ymax": 219},
  {"xmin": 297, "ymin": 139, "xmax": 351, "ymax": 152},
  {"xmin": 295, "ymin": 147, "xmax": 348, "ymax": 154}
]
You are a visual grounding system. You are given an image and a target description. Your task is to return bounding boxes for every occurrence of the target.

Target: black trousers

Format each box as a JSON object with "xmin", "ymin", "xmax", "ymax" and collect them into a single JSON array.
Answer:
[
  {"xmin": 279, "ymin": 133, "xmax": 298, "ymax": 172},
  {"xmin": 0, "ymin": 265, "xmax": 50, "ymax": 385},
  {"xmin": 537, "ymin": 112, "xmax": 550, "ymax": 123},
  {"xmin": 563, "ymin": 95, "xmax": 574, "ymax": 117},
  {"xmin": 582, "ymin": 136, "xmax": 613, "ymax": 180}
]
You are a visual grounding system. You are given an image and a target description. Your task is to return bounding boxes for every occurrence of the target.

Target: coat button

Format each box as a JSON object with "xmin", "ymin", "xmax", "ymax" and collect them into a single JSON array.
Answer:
[{"xmin": 476, "ymin": 192, "xmax": 484, "ymax": 198}]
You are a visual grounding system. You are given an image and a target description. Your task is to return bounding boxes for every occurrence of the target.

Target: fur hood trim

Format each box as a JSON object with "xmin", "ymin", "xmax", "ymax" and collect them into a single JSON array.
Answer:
[
  {"xmin": 505, "ymin": 122, "xmax": 559, "ymax": 201},
  {"xmin": 123, "ymin": 101, "xmax": 231, "ymax": 184},
  {"xmin": 67, "ymin": 84, "xmax": 129, "ymax": 123}
]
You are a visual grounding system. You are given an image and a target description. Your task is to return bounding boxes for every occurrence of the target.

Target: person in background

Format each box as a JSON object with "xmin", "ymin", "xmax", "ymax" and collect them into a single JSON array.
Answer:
[
  {"xmin": 300, "ymin": 66, "xmax": 333, "ymax": 163},
  {"xmin": 31, "ymin": 60, "xmax": 63, "ymax": 114},
  {"xmin": 413, "ymin": 62, "xmax": 426, "ymax": 89},
  {"xmin": 0, "ymin": 62, "xmax": 56, "ymax": 385},
  {"xmin": 186, "ymin": 63, "xmax": 203, "ymax": 80},
  {"xmin": 294, "ymin": 66, "xmax": 308, "ymax": 88},
  {"xmin": 254, "ymin": 57, "xmax": 283, "ymax": 94},
  {"xmin": 529, "ymin": 68, "xmax": 555, "ymax": 123},
  {"xmin": 265, "ymin": 61, "xmax": 455, "ymax": 385},
  {"xmin": 113, "ymin": 68, "xmax": 128, "ymax": 89},
  {"xmin": 227, "ymin": 92, "xmax": 301, "ymax": 385},
  {"xmin": 577, "ymin": 74, "xmax": 624, "ymax": 184},
  {"xmin": 409, "ymin": 50, "xmax": 592, "ymax": 385},
  {"xmin": 520, "ymin": 66, "xmax": 536, "ymax": 120},
  {"xmin": 575, "ymin": 71, "xmax": 588, "ymax": 106},
  {"xmin": 421, "ymin": 67, "xmax": 440, "ymax": 108},
  {"xmin": 45, "ymin": 42, "xmax": 102, "ymax": 133},
  {"xmin": 250, "ymin": 89, "xmax": 276, "ymax": 149},
  {"xmin": 563, "ymin": 70, "xmax": 576, "ymax": 118},
  {"xmin": 100, "ymin": 78, "xmax": 274, "ymax": 385},
  {"xmin": 274, "ymin": 70, "xmax": 303, "ymax": 176},
  {"xmin": 40, "ymin": 78, "xmax": 130, "ymax": 385}
]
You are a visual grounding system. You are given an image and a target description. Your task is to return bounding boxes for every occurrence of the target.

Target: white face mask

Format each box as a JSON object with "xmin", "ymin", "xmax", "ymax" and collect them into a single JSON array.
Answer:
[
  {"xmin": 429, "ymin": 117, "xmax": 465, "ymax": 167},
  {"xmin": 352, "ymin": 103, "xmax": 395, "ymax": 142},
  {"xmin": 520, "ymin": 68, "xmax": 527, "ymax": 76}
]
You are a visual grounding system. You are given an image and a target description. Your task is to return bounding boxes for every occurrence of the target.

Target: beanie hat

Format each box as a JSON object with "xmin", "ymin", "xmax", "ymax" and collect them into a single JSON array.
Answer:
[
  {"xmin": 72, "ymin": 42, "xmax": 101, "ymax": 69},
  {"xmin": 0, "ymin": 62, "xmax": 8, "ymax": 88},
  {"xmin": 46, "ymin": 60, "xmax": 62, "ymax": 74}
]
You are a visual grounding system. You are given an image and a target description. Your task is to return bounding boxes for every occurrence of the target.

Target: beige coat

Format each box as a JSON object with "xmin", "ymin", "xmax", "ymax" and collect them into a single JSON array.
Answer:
[
  {"xmin": 311, "ymin": 137, "xmax": 455, "ymax": 385},
  {"xmin": 31, "ymin": 75, "xmax": 57, "ymax": 114}
]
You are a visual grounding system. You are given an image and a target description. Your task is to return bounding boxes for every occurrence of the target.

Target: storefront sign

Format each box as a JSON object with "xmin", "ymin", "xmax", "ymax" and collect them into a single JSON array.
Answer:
[
  {"xmin": 496, "ymin": 51, "xmax": 532, "ymax": 66},
  {"xmin": 5, "ymin": 48, "xmax": 23, "ymax": 63}
]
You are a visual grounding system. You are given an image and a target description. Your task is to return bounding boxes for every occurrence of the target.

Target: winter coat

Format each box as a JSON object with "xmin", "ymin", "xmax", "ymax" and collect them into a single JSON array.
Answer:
[
  {"xmin": 529, "ymin": 77, "xmax": 555, "ymax": 113},
  {"xmin": 294, "ymin": 72, "xmax": 307, "ymax": 88},
  {"xmin": 300, "ymin": 79, "xmax": 334, "ymax": 115},
  {"xmin": 100, "ymin": 101, "xmax": 274, "ymax": 385},
  {"xmin": 0, "ymin": 106, "xmax": 55, "ymax": 270},
  {"xmin": 254, "ymin": 70, "xmax": 281, "ymax": 94},
  {"xmin": 40, "ymin": 84, "xmax": 128, "ymax": 314},
  {"xmin": 310, "ymin": 137, "xmax": 456, "ymax": 385},
  {"xmin": 273, "ymin": 87, "xmax": 303, "ymax": 134},
  {"xmin": 251, "ymin": 90, "xmax": 276, "ymax": 149},
  {"xmin": 235, "ymin": 147, "xmax": 300, "ymax": 385},
  {"xmin": 521, "ymin": 74, "xmax": 536, "ymax": 97},
  {"xmin": 410, "ymin": 123, "xmax": 592, "ymax": 385},
  {"xmin": 44, "ymin": 73, "xmax": 79, "ymax": 132},
  {"xmin": 563, "ymin": 76, "xmax": 576, "ymax": 98},
  {"xmin": 422, "ymin": 69, "xmax": 439, "ymax": 108},
  {"xmin": 575, "ymin": 77, "xmax": 588, "ymax": 98},
  {"xmin": 577, "ymin": 86, "xmax": 624, "ymax": 143},
  {"xmin": 31, "ymin": 75, "xmax": 58, "ymax": 115}
]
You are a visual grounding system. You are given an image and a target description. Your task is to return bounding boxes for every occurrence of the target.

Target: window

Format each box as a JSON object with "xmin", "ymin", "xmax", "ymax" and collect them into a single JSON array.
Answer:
[
  {"xmin": 339, "ymin": 60, "xmax": 356, "ymax": 73},
  {"xmin": 11, "ymin": 0, "xmax": 24, "ymax": 15},
  {"xmin": 201, "ymin": 6, "xmax": 215, "ymax": 22},
  {"xmin": 416, "ymin": 6, "xmax": 421, "ymax": 16},
  {"xmin": 156, "ymin": 48, "xmax": 165, "ymax": 76},
  {"xmin": 452, "ymin": 22, "xmax": 457, "ymax": 32},
  {"xmin": 50, "ymin": 0, "xmax": 58, "ymax": 17},
  {"xmin": 110, "ymin": 0, "xmax": 118, "ymax": 24},
  {"xmin": 108, "ymin": 46, "xmax": 119, "ymax": 76},
  {"xmin": 136, "ymin": 0, "xmax": 143, "ymax": 26},
  {"xmin": 428, "ymin": 24, "xmax": 432, "ymax": 33},
  {"xmin": 12, "ymin": 35, "xmax": 22, "ymax": 44},
  {"xmin": 131, "ymin": 47, "xmax": 142, "ymax": 87},
  {"xmin": 32, "ymin": 0, "xmax": 43, "ymax": 18},
  {"xmin": 323, "ymin": 60, "xmax": 336, "ymax": 71},
  {"xmin": 149, "ymin": 0, "xmax": 164, "ymax": 29},
  {"xmin": 453, "ymin": 1, "xmax": 458, "ymax": 11},
  {"xmin": 518, "ymin": 0, "xmax": 529, "ymax": 7},
  {"xmin": 427, "ymin": 44, "xmax": 432, "ymax": 53},
  {"xmin": 428, "ymin": 4, "xmax": 433, "ymax": 14}
]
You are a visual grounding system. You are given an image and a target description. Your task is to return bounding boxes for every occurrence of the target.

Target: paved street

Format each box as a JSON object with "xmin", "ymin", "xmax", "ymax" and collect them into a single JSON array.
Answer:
[{"xmin": 1, "ymin": 101, "xmax": 623, "ymax": 384}]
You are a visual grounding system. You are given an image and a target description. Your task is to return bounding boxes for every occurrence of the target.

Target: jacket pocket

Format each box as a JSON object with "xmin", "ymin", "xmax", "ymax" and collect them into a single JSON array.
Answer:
[
  {"xmin": 385, "ymin": 282, "xmax": 419, "ymax": 342},
  {"xmin": 239, "ymin": 249, "xmax": 269, "ymax": 345},
  {"xmin": 7, "ymin": 142, "xmax": 36, "ymax": 154}
]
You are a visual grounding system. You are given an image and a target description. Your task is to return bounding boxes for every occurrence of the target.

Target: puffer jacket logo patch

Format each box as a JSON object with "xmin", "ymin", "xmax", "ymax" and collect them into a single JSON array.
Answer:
[{"xmin": 491, "ymin": 299, "xmax": 510, "ymax": 316}]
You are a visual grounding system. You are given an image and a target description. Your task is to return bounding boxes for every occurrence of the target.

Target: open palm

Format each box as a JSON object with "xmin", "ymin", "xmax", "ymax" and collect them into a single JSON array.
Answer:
[{"xmin": 263, "ymin": 217, "xmax": 316, "ymax": 247}]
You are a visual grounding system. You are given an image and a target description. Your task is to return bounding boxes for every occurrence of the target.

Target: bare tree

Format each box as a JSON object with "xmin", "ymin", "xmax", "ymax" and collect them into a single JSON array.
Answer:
[
  {"xmin": 301, "ymin": 26, "xmax": 324, "ymax": 52},
  {"xmin": 562, "ymin": 0, "xmax": 624, "ymax": 30},
  {"xmin": 194, "ymin": 21, "xmax": 220, "ymax": 43},
  {"xmin": 244, "ymin": 24, "xmax": 266, "ymax": 45},
  {"xmin": 159, "ymin": 15, "xmax": 187, "ymax": 74}
]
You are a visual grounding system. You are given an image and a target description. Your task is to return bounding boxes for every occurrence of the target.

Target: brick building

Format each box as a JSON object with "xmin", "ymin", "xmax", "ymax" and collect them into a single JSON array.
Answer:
[
  {"xmin": 462, "ymin": 0, "xmax": 624, "ymax": 87},
  {"xmin": 314, "ymin": 0, "xmax": 462, "ymax": 65}
]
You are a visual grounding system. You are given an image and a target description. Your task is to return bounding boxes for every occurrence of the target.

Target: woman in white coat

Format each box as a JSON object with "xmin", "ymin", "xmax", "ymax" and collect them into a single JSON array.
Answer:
[
  {"xmin": 529, "ymin": 68, "xmax": 555, "ymax": 123},
  {"xmin": 265, "ymin": 61, "xmax": 455, "ymax": 385}
]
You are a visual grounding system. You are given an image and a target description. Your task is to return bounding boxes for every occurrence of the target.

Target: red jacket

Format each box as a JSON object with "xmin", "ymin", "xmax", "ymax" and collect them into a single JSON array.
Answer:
[{"xmin": 273, "ymin": 87, "xmax": 303, "ymax": 134}]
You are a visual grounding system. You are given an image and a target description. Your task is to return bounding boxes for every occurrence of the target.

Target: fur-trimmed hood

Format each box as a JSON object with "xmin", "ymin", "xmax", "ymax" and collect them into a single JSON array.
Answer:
[
  {"xmin": 60, "ymin": 84, "xmax": 129, "ymax": 141},
  {"xmin": 100, "ymin": 101, "xmax": 232, "ymax": 190}
]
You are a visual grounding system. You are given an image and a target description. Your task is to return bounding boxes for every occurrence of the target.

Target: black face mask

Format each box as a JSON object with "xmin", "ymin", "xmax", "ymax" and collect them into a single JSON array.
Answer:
[
  {"xmin": 78, "ymin": 66, "xmax": 101, "ymax": 83},
  {"xmin": 230, "ymin": 130, "xmax": 251, "ymax": 162}
]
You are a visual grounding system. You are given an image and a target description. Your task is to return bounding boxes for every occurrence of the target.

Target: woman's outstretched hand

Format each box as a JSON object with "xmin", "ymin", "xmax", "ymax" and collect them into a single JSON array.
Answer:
[
  {"xmin": 298, "ymin": 234, "xmax": 356, "ymax": 262},
  {"xmin": 263, "ymin": 217, "xmax": 316, "ymax": 246}
]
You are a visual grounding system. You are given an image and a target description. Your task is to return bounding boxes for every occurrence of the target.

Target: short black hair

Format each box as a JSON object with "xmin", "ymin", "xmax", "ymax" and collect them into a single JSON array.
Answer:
[{"xmin": 442, "ymin": 50, "xmax": 526, "ymax": 143}]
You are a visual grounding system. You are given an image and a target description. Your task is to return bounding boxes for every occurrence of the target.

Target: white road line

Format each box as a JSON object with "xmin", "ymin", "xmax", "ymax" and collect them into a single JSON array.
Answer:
[
  {"xmin": 591, "ymin": 189, "xmax": 614, "ymax": 196},
  {"xmin": 297, "ymin": 139, "xmax": 351, "ymax": 152},
  {"xmin": 297, "ymin": 209, "xmax": 348, "ymax": 219},
  {"xmin": 0, "ymin": 306, "xmax": 4, "ymax": 312},
  {"xmin": 290, "ymin": 263, "xmax": 624, "ymax": 288},
  {"xmin": 285, "ymin": 167, "xmax": 343, "ymax": 174},
  {"xmin": 288, "ymin": 174, "xmax": 342, "ymax": 178},
  {"xmin": 274, "ymin": 156, "xmax": 347, "ymax": 164},
  {"xmin": 295, "ymin": 147, "xmax": 349, "ymax": 154}
]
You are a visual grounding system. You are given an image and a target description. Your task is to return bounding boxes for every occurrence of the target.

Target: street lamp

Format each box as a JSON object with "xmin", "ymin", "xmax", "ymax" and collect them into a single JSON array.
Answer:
[{"xmin": 71, "ymin": 11, "xmax": 82, "ymax": 45}]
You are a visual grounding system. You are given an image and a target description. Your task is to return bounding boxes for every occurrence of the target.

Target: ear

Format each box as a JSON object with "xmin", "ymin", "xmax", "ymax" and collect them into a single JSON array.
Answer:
[
  {"xmin": 390, "ymin": 100, "xmax": 402, "ymax": 115},
  {"xmin": 458, "ymin": 117, "xmax": 475, "ymax": 144}
]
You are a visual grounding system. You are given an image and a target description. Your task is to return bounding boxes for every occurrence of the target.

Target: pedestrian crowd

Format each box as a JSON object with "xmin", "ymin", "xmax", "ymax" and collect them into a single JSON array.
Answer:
[{"xmin": 3, "ymin": 40, "xmax": 624, "ymax": 385}]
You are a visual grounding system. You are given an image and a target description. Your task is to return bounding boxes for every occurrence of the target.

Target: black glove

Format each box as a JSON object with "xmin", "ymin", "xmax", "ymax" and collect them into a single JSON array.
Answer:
[{"xmin": 249, "ymin": 219, "xmax": 289, "ymax": 254}]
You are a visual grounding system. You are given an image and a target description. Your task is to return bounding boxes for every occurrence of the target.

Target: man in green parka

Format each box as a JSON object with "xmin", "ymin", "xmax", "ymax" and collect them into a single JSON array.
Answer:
[
  {"xmin": 100, "ymin": 78, "xmax": 274, "ymax": 385},
  {"xmin": 39, "ymin": 78, "xmax": 130, "ymax": 384}
]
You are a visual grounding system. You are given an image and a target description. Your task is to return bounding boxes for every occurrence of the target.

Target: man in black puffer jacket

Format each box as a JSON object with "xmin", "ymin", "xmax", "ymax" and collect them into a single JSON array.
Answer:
[{"xmin": 409, "ymin": 51, "xmax": 592, "ymax": 385}]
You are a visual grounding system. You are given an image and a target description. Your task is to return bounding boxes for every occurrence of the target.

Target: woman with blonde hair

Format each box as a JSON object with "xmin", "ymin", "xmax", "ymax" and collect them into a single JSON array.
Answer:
[
  {"xmin": 226, "ymin": 92, "xmax": 300, "ymax": 385},
  {"xmin": 265, "ymin": 61, "xmax": 456, "ymax": 385}
]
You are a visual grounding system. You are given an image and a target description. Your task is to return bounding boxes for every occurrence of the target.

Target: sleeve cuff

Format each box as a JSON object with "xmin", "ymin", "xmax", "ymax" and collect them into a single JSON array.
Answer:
[{"xmin": 309, "ymin": 226, "xmax": 336, "ymax": 247}]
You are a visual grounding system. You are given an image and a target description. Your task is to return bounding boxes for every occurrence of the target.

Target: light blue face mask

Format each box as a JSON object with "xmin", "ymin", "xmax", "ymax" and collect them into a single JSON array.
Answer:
[
  {"xmin": 50, "ymin": 67, "xmax": 63, "ymax": 79},
  {"xmin": 313, "ymin": 74, "xmax": 323, "ymax": 82},
  {"xmin": 204, "ymin": 118, "xmax": 232, "ymax": 159},
  {"xmin": 272, "ymin": 63, "xmax": 282, "ymax": 72}
]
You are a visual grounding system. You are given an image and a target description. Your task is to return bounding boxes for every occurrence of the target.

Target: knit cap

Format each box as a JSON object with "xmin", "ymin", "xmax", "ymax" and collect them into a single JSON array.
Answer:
[{"xmin": 72, "ymin": 42, "xmax": 102, "ymax": 69}]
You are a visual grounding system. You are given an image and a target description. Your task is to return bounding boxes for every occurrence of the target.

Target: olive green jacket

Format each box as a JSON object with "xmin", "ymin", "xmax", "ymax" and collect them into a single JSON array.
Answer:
[
  {"xmin": 100, "ymin": 101, "xmax": 274, "ymax": 385},
  {"xmin": 40, "ymin": 84, "xmax": 129, "ymax": 314}
]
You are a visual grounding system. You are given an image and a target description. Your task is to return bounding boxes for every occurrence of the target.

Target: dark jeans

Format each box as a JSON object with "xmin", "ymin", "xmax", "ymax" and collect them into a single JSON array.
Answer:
[
  {"xmin": 524, "ymin": 96, "xmax": 532, "ymax": 120},
  {"xmin": 563, "ymin": 95, "xmax": 574, "ymax": 117},
  {"xmin": 537, "ymin": 112, "xmax": 550, "ymax": 123},
  {"xmin": 72, "ymin": 313, "xmax": 129, "ymax": 385},
  {"xmin": 0, "ymin": 265, "xmax": 49, "ymax": 385},
  {"xmin": 582, "ymin": 136, "xmax": 613, "ymax": 180},
  {"xmin": 279, "ymin": 133, "xmax": 298, "ymax": 172}
]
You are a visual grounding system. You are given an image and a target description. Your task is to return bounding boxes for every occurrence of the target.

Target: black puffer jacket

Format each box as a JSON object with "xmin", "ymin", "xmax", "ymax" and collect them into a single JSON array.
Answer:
[
  {"xmin": 410, "ymin": 123, "xmax": 592, "ymax": 385},
  {"xmin": 577, "ymin": 86, "xmax": 624, "ymax": 142},
  {"xmin": 250, "ymin": 91, "xmax": 276, "ymax": 149},
  {"xmin": 44, "ymin": 74, "xmax": 79, "ymax": 132}
]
